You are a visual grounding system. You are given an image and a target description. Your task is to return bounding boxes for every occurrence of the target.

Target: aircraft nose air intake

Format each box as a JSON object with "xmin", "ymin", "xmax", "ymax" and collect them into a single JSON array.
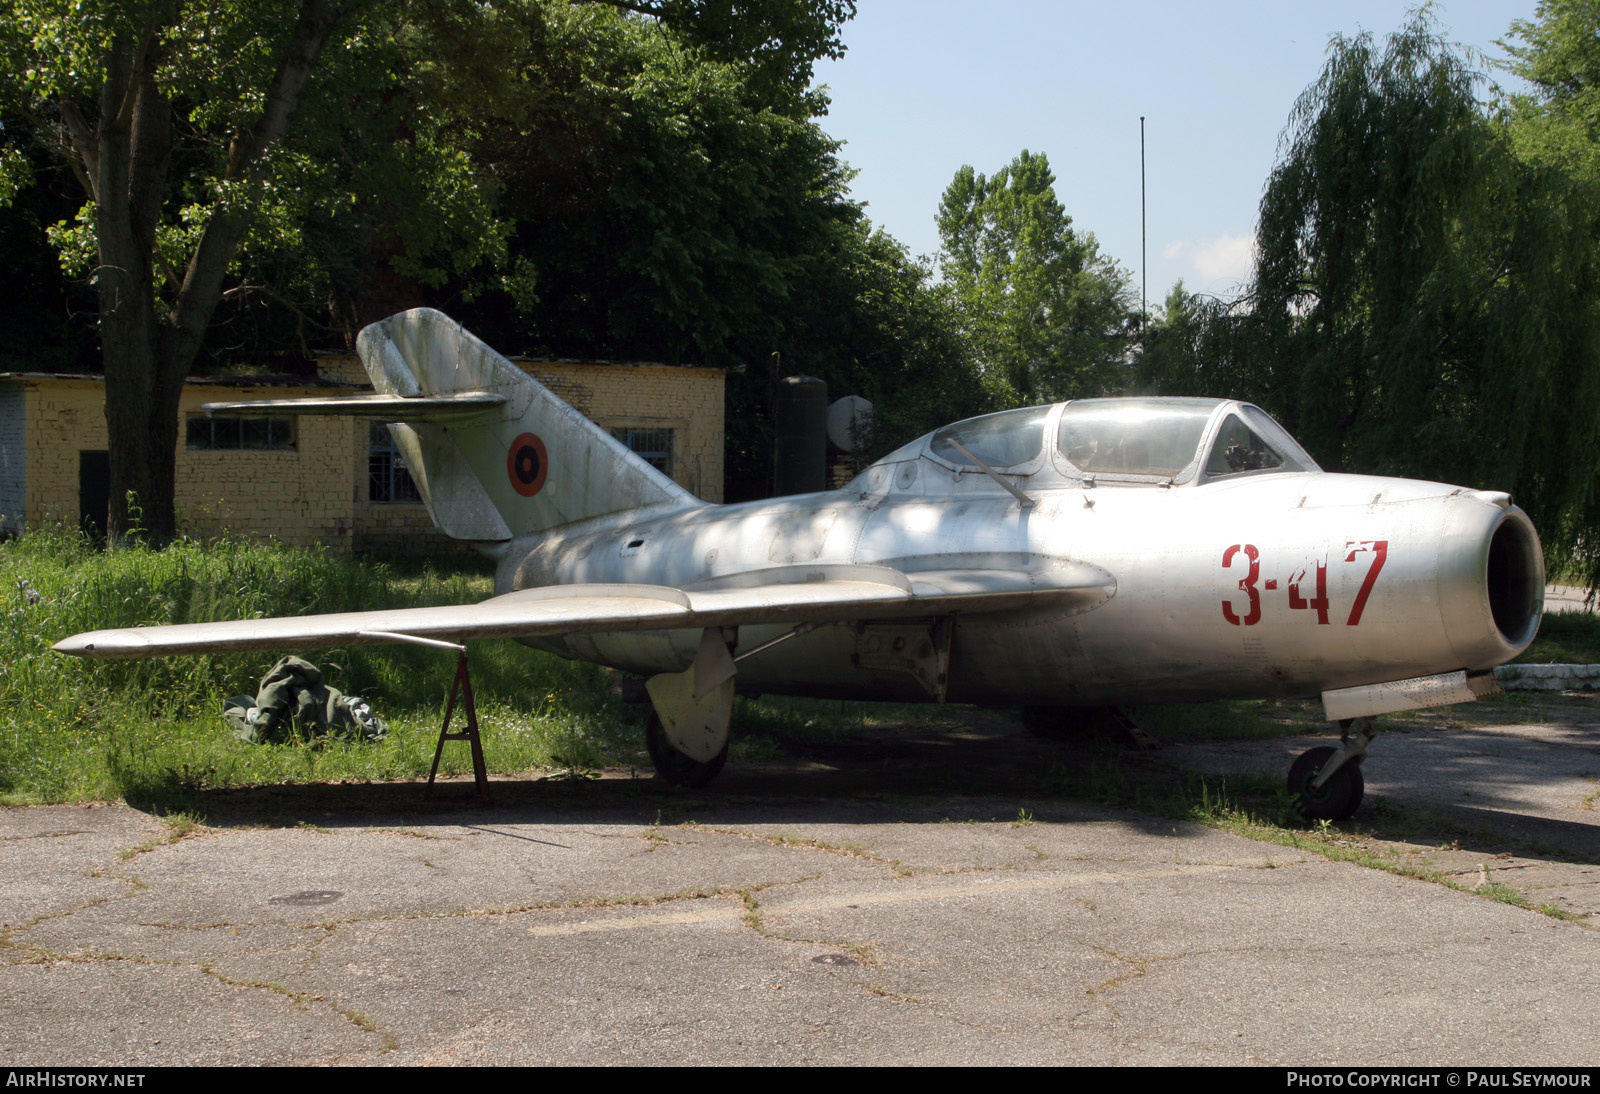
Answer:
[
  {"xmin": 1486, "ymin": 510, "xmax": 1542, "ymax": 649},
  {"xmin": 1439, "ymin": 502, "xmax": 1543, "ymax": 670}
]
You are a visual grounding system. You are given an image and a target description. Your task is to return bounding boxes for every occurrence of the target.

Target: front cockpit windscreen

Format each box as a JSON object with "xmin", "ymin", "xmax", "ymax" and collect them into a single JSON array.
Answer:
[
  {"xmin": 929, "ymin": 405, "xmax": 1052, "ymax": 469},
  {"xmin": 1057, "ymin": 399, "xmax": 1217, "ymax": 479},
  {"xmin": 1202, "ymin": 407, "xmax": 1316, "ymax": 480}
]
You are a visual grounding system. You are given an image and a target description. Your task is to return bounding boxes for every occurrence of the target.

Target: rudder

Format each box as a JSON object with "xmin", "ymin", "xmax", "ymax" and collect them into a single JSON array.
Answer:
[{"xmin": 356, "ymin": 309, "xmax": 701, "ymax": 542}]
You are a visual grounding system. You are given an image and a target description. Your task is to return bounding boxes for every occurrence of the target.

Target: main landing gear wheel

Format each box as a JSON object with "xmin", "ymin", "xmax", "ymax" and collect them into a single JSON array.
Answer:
[
  {"xmin": 1289, "ymin": 745, "xmax": 1364, "ymax": 821},
  {"xmin": 644, "ymin": 712, "xmax": 728, "ymax": 788}
]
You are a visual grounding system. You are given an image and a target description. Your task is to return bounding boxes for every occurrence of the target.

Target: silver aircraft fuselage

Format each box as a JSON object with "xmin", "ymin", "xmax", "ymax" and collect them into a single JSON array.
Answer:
[{"xmin": 502, "ymin": 399, "xmax": 1543, "ymax": 711}]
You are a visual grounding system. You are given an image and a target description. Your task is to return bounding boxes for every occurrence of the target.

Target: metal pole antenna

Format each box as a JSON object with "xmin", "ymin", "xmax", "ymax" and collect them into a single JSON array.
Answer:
[{"xmin": 1140, "ymin": 116, "xmax": 1147, "ymax": 340}]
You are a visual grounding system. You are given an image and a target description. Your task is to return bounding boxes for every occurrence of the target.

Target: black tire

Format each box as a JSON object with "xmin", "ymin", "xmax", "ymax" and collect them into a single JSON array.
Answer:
[
  {"xmin": 619, "ymin": 675, "xmax": 651, "ymax": 705},
  {"xmin": 1289, "ymin": 745, "xmax": 1364, "ymax": 821},
  {"xmin": 645, "ymin": 712, "xmax": 728, "ymax": 788}
]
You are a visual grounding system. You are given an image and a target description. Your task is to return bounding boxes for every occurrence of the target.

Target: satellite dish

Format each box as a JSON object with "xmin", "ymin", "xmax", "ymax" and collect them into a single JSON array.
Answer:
[{"xmin": 826, "ymin": 395, "xmax": 873, "ymax": 453}]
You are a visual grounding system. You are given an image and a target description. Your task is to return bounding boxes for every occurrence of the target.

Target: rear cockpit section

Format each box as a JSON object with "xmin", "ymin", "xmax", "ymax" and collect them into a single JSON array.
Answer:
[
  {"xmin": 1056, "ymin": 398, "xmax": 1217, "ymax": 479},
  {"xmin": 850, "ymin": 396, "xmax": 1319, "ymax": 497}
]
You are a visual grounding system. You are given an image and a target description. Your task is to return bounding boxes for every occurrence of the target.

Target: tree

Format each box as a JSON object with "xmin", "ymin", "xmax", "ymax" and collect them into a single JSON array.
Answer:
[
  {"xmin": 475, "ymin": 9, "xmax": 857, "ymax": 364},
  {"xmin": 1502, "ymin": 0, "xmax": 1600, "ymax": 171},
  {"xmin": 0, "ymin": 0, "xmax": 857, "ymax": 543},
  {"xmin": 0, "ymin": 135, "xmax": 99, "ymax": 373},
  {"xmin": 443, "ymin": 3, "xmax": 976, "ymax": 501},
  {"xmin": 591, "ymin": 0, "xmax": 854, "ymax": 103},
  {"xmin": 936, "ymin": 150, "xmax": 1134, "ymax": 407},
  {"xmin": 0, "ymin": 0, "xmax": 365, "ymax": 542},
  {"xmin": 712, "ymin": 221, "xmax": 982, "ymax": 501},
  {"xmin": 1140, "ymin": 13, "xmax": 1600, "ymax": 584}
]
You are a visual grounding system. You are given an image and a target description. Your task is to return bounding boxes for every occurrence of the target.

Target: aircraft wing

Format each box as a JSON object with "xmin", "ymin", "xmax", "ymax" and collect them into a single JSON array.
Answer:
[{"xmin": 53, "ymin": 562, "xmax": 1115, "ymax": 660}]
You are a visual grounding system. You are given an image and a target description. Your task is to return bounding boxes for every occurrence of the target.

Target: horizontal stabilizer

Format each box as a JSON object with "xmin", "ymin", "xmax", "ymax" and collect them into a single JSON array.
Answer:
[
  {"xmin": 201, "ymin": 392, "xmax": 506, "ymax": 423},
  {"xmin": 53, "ymin": 564, "xmax": 1115, "ymax": 660}
]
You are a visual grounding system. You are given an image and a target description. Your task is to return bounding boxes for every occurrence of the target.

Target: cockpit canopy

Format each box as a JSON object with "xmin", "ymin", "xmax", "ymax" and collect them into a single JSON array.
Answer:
[{"xmin": 860, "ymin": 397, "xmax": 1318, "ymax": 493}]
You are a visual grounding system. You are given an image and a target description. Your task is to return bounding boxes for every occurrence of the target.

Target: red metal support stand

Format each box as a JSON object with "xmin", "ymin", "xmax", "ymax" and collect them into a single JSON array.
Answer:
[{"xmin": 425, "ymin": 649, "xmax": 491, "ymax": 805}]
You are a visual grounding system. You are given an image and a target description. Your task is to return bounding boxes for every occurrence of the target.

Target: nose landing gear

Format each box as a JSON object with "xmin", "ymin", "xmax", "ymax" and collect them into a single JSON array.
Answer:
[{"xmin": 1289, "ymin": 717, "xmax": 1375, "ymax": 821}]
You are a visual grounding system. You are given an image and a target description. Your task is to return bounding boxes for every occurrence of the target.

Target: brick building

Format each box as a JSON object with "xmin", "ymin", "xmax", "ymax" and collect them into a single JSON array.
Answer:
[{"xmin": 0, "ymin": 352, "xmax": 727, "ymax": 553}]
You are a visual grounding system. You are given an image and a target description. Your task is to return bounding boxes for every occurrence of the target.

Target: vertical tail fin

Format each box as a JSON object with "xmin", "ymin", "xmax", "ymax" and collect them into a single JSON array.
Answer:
[{"xmin": 356, "ymin": 309, "xmax": 701, "ymax": 542}]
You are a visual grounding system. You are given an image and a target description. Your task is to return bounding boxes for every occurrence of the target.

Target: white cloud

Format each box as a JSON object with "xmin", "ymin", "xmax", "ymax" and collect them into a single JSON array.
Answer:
[{"xmin": 1162, "ymin": 232, "xmax": 1256, "ymax": 287}]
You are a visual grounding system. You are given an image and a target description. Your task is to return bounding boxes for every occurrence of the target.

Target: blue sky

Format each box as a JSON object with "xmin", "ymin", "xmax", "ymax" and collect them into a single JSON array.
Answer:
[{"xmin": 811, "ymin": 1, "xmax": 1537, "ymax": 306}]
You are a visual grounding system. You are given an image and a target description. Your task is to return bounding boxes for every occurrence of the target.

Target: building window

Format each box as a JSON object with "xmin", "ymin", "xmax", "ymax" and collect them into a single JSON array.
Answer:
[
  {"xmin": 369, "ymin": 422, "xmax": 421, "ymax": 503},
  {"xmin": 611, "ymin": 427, "xmax": 674, "ymax": 475},
  {"xmin": 186, "ymin": 415, "xmax": 295, "ymax": 450}
]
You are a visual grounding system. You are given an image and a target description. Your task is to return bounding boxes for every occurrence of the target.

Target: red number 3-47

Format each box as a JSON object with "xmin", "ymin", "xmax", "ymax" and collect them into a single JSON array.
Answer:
[
  {"xmin": 1221, "ymin": 543, "xmax": 1261, "ymax": 626},
  {"xmin": 1343, "ymin": 540, "xmax": 1388, "ymax": 625}
]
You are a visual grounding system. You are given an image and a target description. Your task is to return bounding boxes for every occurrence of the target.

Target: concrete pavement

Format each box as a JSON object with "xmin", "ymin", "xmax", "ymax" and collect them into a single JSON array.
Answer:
[{"xmin": 3, "ymin": 724, "xmax": 1598, "ymax": 1065}]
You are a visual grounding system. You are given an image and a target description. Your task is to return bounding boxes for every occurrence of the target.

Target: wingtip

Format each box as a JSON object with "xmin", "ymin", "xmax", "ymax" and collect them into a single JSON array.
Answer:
[
  {"xmin": 51, "ymin": 635, "xmax": 94, "ymax": 657},
  {"xmin": 53, "ymin": 630, "xmax": 138, "ymax": 658}
]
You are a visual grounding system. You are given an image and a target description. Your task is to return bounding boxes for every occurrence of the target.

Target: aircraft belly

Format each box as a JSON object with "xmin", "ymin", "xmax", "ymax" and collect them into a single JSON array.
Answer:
[
  {"xmin": 732, "ymin": 623, "xmax": 944, "ymax": 702},
  {"xmin": 559, "ymin": 622, "xmax": 947, "ymax": 703}
]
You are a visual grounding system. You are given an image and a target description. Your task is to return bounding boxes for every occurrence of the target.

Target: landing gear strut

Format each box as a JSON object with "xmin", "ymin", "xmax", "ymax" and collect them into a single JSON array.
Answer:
[
  {"xmin": 641, "ymin": 623, "xmax": 822, "ymax": 787},
  {"xmin": 1289, "ymin": 716, "xmax": 1375, "ymax": 821}
]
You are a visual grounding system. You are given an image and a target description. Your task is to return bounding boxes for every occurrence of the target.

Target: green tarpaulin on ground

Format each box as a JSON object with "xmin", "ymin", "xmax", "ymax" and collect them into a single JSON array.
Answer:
[{"xmin": 223, "ymin": 655, "xmax": 387, "ymax": 744}]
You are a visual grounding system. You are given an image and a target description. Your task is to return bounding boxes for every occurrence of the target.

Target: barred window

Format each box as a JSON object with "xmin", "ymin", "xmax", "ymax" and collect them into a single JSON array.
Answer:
[
  {"xmin": 369, "ymin": 422, "xmax": 421, "ymax": 502},
  {"xmin": 611, "ymin": 427, "xmax": 674, "ymax": 475},
  {"xmin": 186, "ymin": 415, "xmax": 295, "ymax": 451}
]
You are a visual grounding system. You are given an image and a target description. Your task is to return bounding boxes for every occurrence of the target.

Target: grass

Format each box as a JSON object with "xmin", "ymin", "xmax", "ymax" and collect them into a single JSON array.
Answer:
[
  {"xmin": 0, "ymin": 528, "xmax": 957, "ymax": 806},
  {"xmin": 1031, "ymin": 740, "xmax": 1299, "ymax": 829},
  {"xmin": 1519, "ymin": 610, "xmax": 1600, "ymax": 664},
  {"xmin": 4, "ymin": 528, "xmax": 1584, "ymax": 925},
  {"xmin": 721, "ymin": 692, "xmax": 953, "ymax": 766},
  {"xmin": 1132, "ymin": 697, "xmax": 1315, "ymax": 741},
  {"xmin": 0, "ymin": 529, "xmax": 640, "ymax": 805},
  {"xmin": 731, "ymin": 694, "xmax": 947, "ymax": 741}
]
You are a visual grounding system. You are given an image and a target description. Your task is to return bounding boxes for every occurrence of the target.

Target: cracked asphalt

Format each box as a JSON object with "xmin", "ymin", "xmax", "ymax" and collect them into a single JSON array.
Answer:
[{"xmin": 4, "ymin": 712, "xmax": 1600, "ymax": 1066}]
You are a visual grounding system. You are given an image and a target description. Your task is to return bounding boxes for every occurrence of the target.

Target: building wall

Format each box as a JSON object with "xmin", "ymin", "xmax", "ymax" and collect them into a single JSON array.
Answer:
[
  {"xmin": 522, "ymin": 361, "xmax": 725, "ymax": 503},
  {"xmin": 6, "ymin": 378, "xmax": 356, "ymax": 547},
  {"xmin": 20, "ymin": 379, "xmax": 104, "ymax": 530},
  {"xmin": 0, "ymin": 353, "xmax": 725, "ymax": 553},
  {"xmin": 0, "ymin": 387, "xmax": 26, "ymax": 536},
  {"xmin": 173, "ymin": 385, "xmax": 357, "ymax": 548}
]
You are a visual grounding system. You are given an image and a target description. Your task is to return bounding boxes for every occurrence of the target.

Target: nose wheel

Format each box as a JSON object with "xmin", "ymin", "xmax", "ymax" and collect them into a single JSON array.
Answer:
[
  {"xmin": 1289, "ymin": 745, "xmax": 1364, "ymax": 820},
  {"xmin": 1288, "ymin": 717, "xmax": 1374, "ymax": 821}
]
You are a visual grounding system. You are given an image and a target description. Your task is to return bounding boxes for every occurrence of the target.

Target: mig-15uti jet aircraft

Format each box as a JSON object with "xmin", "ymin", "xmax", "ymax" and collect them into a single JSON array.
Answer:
[{"xmin": 55, "ymin": 309, "xmax": 1546, "ymax": 819}]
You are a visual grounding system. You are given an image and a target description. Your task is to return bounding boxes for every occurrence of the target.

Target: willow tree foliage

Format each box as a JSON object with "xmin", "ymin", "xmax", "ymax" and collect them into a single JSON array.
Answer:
[
  {"xmin": 1142, "ymin": 14, "xmax": 1600, "ymax": 583},
  {"xmin": 936, "ymin": 150, "xmax": 1134, "ymax": 407}
]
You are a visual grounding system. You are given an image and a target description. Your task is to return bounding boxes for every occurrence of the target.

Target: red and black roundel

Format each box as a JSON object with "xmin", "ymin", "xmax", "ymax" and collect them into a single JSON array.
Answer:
[{"xmin": 507, "ymin": 433, "xmax": 549, "ymax": 497}]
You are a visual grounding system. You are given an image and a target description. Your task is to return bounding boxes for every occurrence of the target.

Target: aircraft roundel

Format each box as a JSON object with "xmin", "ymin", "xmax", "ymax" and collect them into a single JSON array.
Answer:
[{"xmin": 507, "ymin": 433, "xmax": 549, "ymax": 497}]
